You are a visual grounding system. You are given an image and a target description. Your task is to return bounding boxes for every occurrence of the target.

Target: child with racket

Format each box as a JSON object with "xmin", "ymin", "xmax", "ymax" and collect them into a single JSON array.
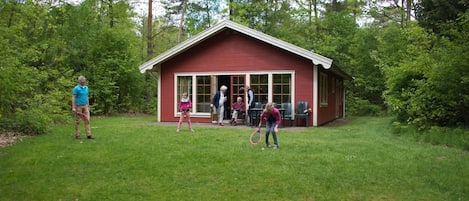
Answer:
[
  {"xmin": 257, "ymin": 102, "xmax": 281, "ymax": 149},
  {"xmin": 177, "ymin": 92, "xmax": 194, "ymax": 132}
]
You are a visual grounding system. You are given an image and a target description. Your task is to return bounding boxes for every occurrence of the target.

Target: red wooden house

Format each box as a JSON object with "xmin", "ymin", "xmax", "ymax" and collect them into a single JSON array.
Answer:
[{"xmin": 139, "ymin": 20, "xmax": 353, "ymax": 126}]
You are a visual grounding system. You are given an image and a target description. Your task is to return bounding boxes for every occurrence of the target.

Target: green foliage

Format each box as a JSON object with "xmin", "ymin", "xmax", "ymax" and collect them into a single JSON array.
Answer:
[
  {"xmin": 0, "ymin": 107, "xmax": 52, "ymax": 135},
  {"xmin": 346, "ymin": 97, "xmax": 382, "ymax": 116},
  {"xmin": 415, "ymin": 0, "xmax": 468, "ymax": 35},
  {"xmin": 0, "ymin": 0, "xmax": 148, "ymax": 135},
  {"xmin": 391, "ymin": 121, "xmax": 469, "ymax": 151},
  {"xmin": 348, "ymin": 28, "xmax": 384, "ymax": 106},
  {"xmin": 184, "ymin": 0, "xmax": 223, "ymax": 35},
  {"xmin": 375, "ymin": 21, "xmax": 469, "ymax": 129}
]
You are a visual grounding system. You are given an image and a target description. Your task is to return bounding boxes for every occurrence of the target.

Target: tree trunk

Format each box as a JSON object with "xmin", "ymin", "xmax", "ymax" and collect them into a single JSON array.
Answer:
[
  {"xmin": 147, "ymin": 0, "xmax": 153, "ymax": 57},
  {"xmin": 178, "ymin": 0, "xmax": 188, "ymax": 43}
]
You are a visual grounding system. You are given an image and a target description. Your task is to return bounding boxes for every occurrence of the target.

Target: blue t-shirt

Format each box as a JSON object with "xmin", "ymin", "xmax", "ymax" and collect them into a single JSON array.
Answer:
[{"xmin": 73, "ymin": 85, "xmax": 89, "ymax": 106}]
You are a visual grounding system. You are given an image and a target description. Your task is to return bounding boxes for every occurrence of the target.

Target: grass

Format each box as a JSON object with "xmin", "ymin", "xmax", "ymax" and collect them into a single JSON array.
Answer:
[{"xmin": 0, "ymin": 116, "xmax": 468, "ymax": 201}]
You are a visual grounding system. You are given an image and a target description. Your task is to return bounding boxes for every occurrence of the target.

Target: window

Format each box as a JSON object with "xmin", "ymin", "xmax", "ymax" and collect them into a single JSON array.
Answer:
[
  {"xmin": 177, "ymin": 76, "xmax": 192, "ymax": 104},
  {"xmin": 331, "ymin": 77, "xmax": 335, "ymax": 94},
  {"xmin": 320, "ymin": 72, "xmax": 328, "ymax": 107},
  {"xmin": 273, "ymin": 74, "xmax": 291, "ymax": 104},
  {"xmin": 175, "ymin": 72, "xmax": 294, "ymax": 115},
  {"xmin": 196, "ymin": 76, "xmax": 211, "ymax": 112},
  {"xmin": 231, "ymin": 75, "xmax": 245, "ymax": 104},
  {"xmin": 250, "ymin": 74, "xmax": 268, "ymax": 104}
]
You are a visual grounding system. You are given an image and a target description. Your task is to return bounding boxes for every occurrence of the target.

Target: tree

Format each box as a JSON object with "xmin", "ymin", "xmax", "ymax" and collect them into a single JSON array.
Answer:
[
  {"xmin": 0, "ymin": 0, "xmax": 147, "ymax": 134},
  {"xmin": 367, "ymin": 0, "xmax": 415, "ymax": 27},
  {"xmin": 415, "ymin": 0, "xmax": 469, "ymax": 35},
  {"xmin": 183, "ymin": 0, "xmax": 224, "ymax": 36}
]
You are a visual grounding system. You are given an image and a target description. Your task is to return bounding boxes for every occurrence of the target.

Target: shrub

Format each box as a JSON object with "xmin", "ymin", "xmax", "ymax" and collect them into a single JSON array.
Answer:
[
  {"xmin": 347, "ymin": 97, "xmax": 382, "ymax": 116},
  {"xmin": 0, "ymin": 108, "xmax": 52, "ymax": 136},
  {"xmin": 391, "ymin": 119, "xmax": 469, "ymax": 150}
]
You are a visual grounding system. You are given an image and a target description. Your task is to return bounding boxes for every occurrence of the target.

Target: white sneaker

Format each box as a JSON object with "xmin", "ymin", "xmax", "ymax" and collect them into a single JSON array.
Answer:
[
  {"xmin": 176, "ymin": 128, "xmax": 180, "ymax": 132},
  {"xmin": 190, "ymin": 128, "xmax": 195, "ymax": 132},
  {"xmin": 273, "ymin": 145, "xmax": 279, "ymax": 149}
]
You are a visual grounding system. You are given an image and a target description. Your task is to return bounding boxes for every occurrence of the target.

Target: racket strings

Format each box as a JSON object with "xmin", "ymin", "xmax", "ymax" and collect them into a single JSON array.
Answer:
[{"xmin": 249, "ymin": 129, "xmax": 262, "ymax": 144}]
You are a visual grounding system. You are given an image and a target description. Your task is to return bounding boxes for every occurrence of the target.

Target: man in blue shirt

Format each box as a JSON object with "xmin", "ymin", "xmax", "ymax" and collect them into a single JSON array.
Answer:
[{"xmin": 72, "ymin": 76, "xmax": 94, "ymax": 140}]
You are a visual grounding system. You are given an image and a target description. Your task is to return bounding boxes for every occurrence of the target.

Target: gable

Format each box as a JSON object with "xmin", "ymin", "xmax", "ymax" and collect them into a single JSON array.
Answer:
[{"xmin": 162, "ymin": 29, "xmax": 312, "ymax": 73}]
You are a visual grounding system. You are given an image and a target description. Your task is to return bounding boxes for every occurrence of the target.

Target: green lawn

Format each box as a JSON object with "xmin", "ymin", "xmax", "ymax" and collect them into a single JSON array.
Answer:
[{"xmin": 1, "ymin": 116, "xmax": 468, "ymax": 201}]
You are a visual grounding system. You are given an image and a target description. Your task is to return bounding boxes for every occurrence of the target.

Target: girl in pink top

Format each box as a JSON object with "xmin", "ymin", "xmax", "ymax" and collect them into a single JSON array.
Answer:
[
  {"xmin": 258, "ymin": 102, "xmax": 281, "ymax": 148},
  {"xmin": 177, "ymin": 92, "xmax": 194, "ymax": 132}
]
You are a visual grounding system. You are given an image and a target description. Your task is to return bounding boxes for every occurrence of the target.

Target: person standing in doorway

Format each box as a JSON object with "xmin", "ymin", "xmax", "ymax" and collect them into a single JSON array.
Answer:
[
  {"xmin": 246, "ymin": 85, "xmax": 255, "ymax": 126},
  {"xmin": 211, "ymin": 85, "xmax": 228, "ymax": 126},
  {"xmin": 72, "ymin": 76, "xmax": 95, "ymax": 140}
]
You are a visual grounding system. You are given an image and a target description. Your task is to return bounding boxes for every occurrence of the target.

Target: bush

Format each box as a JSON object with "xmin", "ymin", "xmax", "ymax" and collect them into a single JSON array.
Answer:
[
  {"xmin": 391, "ymin": 119, "xmax": 469, "ymax": 150},
  {"xmin": 0, "ymin": 108, "xmax": 52, "ymax": 136},
  {"xmin": 347, "ymin": 97, "xmax": 382, "ymax": 116}
]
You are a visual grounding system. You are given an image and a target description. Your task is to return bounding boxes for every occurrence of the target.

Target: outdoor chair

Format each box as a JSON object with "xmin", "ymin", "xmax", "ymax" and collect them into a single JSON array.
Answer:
[
  {"xmin": 231, "ymin": 109, "xmax": 246, "ymax": 125},
  {"xmin": 280, "ymin": 102, "xmax": 293, "ymax": 127},
  {"xmin": 294, "ymin": 101, "xmax": 309, "ymax": 127}
]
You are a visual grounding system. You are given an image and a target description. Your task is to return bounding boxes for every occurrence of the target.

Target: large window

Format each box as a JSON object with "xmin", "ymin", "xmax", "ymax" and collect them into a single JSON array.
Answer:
[
  {"xmin": 196, "ymin": 76, "xmax": 211, "ymax": 112},
  {"xmin": 177, "ymin": 76, "xmax": 192, "ymax": 104},
  {"xmin": 320, "ymin": 72, "xmax": 328, "ymax": 107},
  {"xmin": 273, "ymin": 74, "xmax": 291, "ymax": 104},
  {"xmin": 175, "ymin": 72, "xmax": 294, "ymax": 115},
  {"xmin": 250, "ymin": 74, "xmax": 268, "ymax": 104}
]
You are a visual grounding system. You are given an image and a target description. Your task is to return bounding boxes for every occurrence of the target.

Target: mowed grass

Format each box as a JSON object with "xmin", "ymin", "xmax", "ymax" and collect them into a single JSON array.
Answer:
[{"xmin": 1, "ymin": 116, "xmax": 468, "ymax": 201}]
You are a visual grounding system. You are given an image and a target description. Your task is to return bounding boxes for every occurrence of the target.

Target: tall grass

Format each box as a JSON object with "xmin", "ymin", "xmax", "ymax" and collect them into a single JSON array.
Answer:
[
  {"xmin": 0, "ymin": 116, "xmax": 468, "ymax": 200},
  {"xmin": 392, "ymin": 121, "xmax": 469, "ymax": 150}
]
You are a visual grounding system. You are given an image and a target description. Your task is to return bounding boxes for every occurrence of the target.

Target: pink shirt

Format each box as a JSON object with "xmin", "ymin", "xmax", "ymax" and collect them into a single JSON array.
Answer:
[
  {"xmin": 260, "ymin": 108, "xmax": 282, "ymax": 125},
  {"xmin": 231, "ymin": 102, "xmax": 245, "ymax": 111},
  {"xmin": 179, "ymin": 98, "xmax": 192, "ymax": 111}
]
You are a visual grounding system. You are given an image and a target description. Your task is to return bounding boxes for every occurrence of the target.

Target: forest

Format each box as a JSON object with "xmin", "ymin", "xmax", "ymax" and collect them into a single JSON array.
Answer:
[{"xmin": 0, "ymin": 0, "xmax": 468, "ymax": 135}]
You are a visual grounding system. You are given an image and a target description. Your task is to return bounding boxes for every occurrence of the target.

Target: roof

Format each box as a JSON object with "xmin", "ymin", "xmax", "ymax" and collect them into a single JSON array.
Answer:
[{"xmin": 138, "ymin": 20, "xmax": 353, "ymax": 80}]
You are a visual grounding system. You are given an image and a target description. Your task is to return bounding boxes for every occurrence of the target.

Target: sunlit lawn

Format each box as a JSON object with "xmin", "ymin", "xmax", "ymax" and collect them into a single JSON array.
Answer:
[{"xmin": 0, "ymin": 116, "xmax": 468, "ymax": 201}]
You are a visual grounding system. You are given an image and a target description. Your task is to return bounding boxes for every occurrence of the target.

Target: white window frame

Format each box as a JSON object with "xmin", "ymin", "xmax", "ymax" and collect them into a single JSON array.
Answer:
[
  {"xmin": 320, "ymin": 72, "xmax": 328, "ymax": 107},
  {"xmin": 174, "ymin": 70, "xmax": 295, "ymax": 117}
]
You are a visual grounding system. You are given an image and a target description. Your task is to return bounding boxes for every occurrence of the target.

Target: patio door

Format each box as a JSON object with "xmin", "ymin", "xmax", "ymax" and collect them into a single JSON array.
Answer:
[
  {"xmin": 210, "ymin": 74, "xmax": 245, "ymax": 121},
  {"xmin": 230, "ymin": 75, "xmax": 246, "ymax": 105}
]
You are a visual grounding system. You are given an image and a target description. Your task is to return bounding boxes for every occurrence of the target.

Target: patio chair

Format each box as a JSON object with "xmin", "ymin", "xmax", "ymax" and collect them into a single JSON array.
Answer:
[
  {"xmin": 280, "ymin": 102, "xmax": 293, "ymax": 127},
  {"xmin": 231, "ymin": 109, "xmax": 246, "ymax": 125},
  {"xmin": 294, "ymin": 101, "xmax": 309, "ymax": 127}
]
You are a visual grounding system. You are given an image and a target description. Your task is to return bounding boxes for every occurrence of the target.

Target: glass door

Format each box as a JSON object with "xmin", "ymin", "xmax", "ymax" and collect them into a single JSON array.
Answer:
[{"xmin": 230, "ymin": 75, "xmax": 245, "ymax": 104}]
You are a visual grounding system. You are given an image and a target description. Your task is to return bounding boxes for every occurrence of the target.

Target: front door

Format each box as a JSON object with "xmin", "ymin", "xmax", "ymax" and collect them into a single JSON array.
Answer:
[
  {"xmin": 211, "ymin": 75, "xmax": 246, "ymax": 121},
  {"xmin": 230, "ymin": 75, "xmax": 246, "ymax": 105}
]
